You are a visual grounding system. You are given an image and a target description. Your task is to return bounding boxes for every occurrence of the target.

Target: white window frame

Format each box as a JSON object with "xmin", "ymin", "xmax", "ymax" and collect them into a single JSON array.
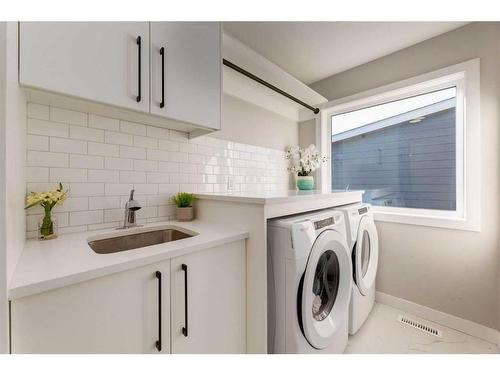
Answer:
[{"xmin": 317, "ymin": 59, "xmax": 480, "ymax": 231}]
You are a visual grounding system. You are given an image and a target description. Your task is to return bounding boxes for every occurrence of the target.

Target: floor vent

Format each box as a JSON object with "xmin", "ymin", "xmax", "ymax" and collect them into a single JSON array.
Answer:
[{"xmin": 397, "ymin": 315, "xmax": 442, "ymax": 337}]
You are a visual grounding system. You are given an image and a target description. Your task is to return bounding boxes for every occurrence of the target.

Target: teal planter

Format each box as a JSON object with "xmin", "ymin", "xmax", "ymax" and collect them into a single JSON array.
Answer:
[{"xmin": 297, "ymin": 176, "xmax": 314, "ymax": 190}]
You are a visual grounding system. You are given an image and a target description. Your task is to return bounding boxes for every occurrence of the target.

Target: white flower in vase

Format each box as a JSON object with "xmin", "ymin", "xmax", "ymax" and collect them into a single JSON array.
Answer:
[{"xmin": 285, "ymin": 144, "xmax": 328, "ymax": 190}]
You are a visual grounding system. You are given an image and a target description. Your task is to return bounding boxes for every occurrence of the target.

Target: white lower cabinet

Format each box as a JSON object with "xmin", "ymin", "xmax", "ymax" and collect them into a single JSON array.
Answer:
[
  {"xmin": 10, "ymin": 240, "xmax": 245, "ymax": 354},
  {"xmin": 171, "ymin": 241, "xmax": 246, "ymax": 353},
  {"xmin": 10, "ymin": 260, "xmax": 170, "ymax": 354}
]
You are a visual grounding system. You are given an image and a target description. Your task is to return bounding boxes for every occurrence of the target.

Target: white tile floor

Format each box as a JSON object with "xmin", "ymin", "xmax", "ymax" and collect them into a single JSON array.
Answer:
[{"xmin": 345, "ymin": 303, "xmax": 499, "ymax": 354}]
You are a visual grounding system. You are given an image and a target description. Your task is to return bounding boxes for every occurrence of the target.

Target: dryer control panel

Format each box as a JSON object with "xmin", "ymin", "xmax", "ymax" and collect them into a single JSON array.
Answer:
[{"xmin": 313, "ymin": 217, "xmax": 335, "ymax": 230}]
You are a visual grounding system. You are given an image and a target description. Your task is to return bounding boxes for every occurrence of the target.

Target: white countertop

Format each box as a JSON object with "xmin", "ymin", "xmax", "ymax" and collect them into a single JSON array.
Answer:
[
  {"xmin": 9, "ymin": 220, "xmax": 248, "ymax": 300},
  {"xmin": 196, "ymin": 189, "xmax": 364, "ymax": 205}
]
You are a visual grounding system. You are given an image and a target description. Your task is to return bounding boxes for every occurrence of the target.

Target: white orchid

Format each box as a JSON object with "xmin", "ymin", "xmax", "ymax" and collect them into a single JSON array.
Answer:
[{"xmin": 285, "ymin": 144, "xmax": 327, "ymax": 176}]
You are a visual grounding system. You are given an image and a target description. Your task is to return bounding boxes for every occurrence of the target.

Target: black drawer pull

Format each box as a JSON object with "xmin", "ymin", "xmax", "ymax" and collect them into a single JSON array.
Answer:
[
  {"xmin": 155, "ymin": 270, "xmax": 162, "ymax": 351},
  {"xmin": 181, "ymin": 264, "xmax": 188, "ymax": 337},
  {"xmin": 160, "ymin": 46, "xmax": 165, "ymax": 108},
  {"xmin": 136, "ymin": 36, "xmax": 142, "ymax": 103}
]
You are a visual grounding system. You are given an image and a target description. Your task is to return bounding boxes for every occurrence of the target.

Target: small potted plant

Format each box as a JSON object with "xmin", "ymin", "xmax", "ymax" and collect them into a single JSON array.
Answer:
[
  {"xmin": 285, "ymin": 144, "xmax": 327, "ymax": 190},
  {"xmin": 172, "ymin": 192, "xmax": 196, "ymax": 222},
  {"xmin": 25, "ymin": 183, "xmax": 68, "ymax": 240}
]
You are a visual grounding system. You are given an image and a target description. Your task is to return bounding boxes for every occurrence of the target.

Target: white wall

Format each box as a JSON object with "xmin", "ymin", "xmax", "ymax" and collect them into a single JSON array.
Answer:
[
  {"xmin": 214, "ymin": 94, "xmax": 298, "ymax": 150},
  {"xmin": 0, "ymin": 22, "xmax": 26, "ymax": 353},
  {"xmin": 309, "ymin": 22, "xmax": 500, "ymax": 329},
  {"xmin": 0, "ymin": 21, "xmax": 8, "ymax": 354},
  {"xmin": 5, "ymin": 23, "xmax": 26, "ymax": 285}
]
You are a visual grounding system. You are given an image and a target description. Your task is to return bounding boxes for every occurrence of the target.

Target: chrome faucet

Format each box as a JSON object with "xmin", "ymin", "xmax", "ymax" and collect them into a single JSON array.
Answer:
[{"xmin": 118, "ymin": 189, "xmax": 142, "ymax": 229}]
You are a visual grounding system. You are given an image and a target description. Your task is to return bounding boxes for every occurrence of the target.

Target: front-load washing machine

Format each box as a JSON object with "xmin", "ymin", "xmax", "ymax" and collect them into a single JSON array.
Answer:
[
  {"xmin": 267, "ymin": 209, "xmax": 352, "ymax": 354},
  {"xmin": 337, "ymin": 203, "xmax": 379, "ymax": 335}
]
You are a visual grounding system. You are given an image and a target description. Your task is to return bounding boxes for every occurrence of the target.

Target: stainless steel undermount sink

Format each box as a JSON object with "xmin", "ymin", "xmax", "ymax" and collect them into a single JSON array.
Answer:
[{"xmin": 88, "ymin": 227, "xmax": 195, "ymax": 254}]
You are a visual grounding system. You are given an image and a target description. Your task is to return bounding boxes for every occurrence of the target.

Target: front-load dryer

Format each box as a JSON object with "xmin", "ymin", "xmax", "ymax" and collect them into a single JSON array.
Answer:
[
  {"xmin": 337, "ymin": 203, "xmax": 379, "ymax": 335},
  {"xmin": 267, "ymin": 209, "xmax": 352, "ymax": 354}
]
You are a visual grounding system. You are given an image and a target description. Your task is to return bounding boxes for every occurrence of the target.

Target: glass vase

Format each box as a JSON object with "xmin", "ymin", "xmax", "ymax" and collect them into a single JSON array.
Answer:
[
  {"xmin": 38, "ymin": 210, "xmax": 58, "ymax": 240},
  {"xmin": 297, "ymin": 175, "xmax": 314, "ymax": 190}
]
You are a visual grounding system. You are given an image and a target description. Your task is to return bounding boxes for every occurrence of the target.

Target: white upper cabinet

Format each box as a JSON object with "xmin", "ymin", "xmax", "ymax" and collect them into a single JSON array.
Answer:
[
  {"xmin": 19, "ymin": 22, "xmax": 150, "ymax": 113},
  {"xmin": 150, "ymin": 22, "xmax": 221, "ymax": 130},
  {"xmin": 19, "ymin": 22, "xmax": 222, "ymax": 132}
]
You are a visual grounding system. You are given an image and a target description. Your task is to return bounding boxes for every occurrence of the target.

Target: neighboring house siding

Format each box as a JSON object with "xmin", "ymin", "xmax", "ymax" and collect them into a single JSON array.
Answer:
[{"xmin": 332, "ymin": 108, "xmax": 456, "ymax": 210}]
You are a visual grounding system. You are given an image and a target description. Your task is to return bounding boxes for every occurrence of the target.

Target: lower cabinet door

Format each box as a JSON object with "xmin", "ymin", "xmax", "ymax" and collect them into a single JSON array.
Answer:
[
  {"xmin": 10, "ymin": 261, "xmax": 170, "ymax": 354},
  {"xmin": 170, "ymin": 241, "xmax": 246, "ymax": 353}
]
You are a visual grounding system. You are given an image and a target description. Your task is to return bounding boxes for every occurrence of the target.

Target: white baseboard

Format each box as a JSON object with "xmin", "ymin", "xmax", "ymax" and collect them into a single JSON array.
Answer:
[{"xmin": 375, "ymin": 291, "xmax": 499, "ymax": 345}]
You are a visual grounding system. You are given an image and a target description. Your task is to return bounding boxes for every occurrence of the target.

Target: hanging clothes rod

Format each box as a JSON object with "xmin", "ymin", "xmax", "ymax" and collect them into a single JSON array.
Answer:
[{"xmin": 222, "ymin": 58, "xmax": 320, "ymax": 114}]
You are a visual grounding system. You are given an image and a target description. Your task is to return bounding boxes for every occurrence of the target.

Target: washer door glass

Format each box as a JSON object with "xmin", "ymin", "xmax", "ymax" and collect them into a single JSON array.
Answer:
[
  {"xmin": 312, "ymin": 250, "xmax": 340, "ymax": 321},
  {"xmin": 360, "ymin": 230, "xmax": 370, "ymax": 277},
  {"xmin": 300, "ymin": 229, "xmax": 351, "ymax": 350},
  {"xmin": 354, "ymin": 216, "xmax": 379, "ymax": 296}
]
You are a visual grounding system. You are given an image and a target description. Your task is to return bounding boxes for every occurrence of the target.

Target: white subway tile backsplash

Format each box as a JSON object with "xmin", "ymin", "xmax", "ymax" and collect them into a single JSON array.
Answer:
[
  {"xmin": 69, "ymin": 183, "xmax": 105, "ymax": 197},
  {"xmin": 147, "ymin": 149, "xmax": 169, "ymax": 161},
  {"xmin": 28, "ymin": 103, "xmax": 50, "ymax": 120},
  {"xmin": 53, "ymin": 197, "xmax": 89, "ymax": 213},
  {"xmin": 88, "ymin": 222, "xmax": 120, "ymax": 231},
  {"xmin": 134, "ymin": 135, "xmax": 158, "ymax": 149},
  {"xmin": 104, "ymin": 208, "xmax": 125, "ymax": 223},
  {"xmin": 70, "ymin": 210, "xmax": 103, "ymax": 226},
  {"xmin": 89, "ymin": 196, "xmax": 121, "ymax": 210},
  {"xmin": 134, "ymin": 159, "xmax": 158, "ymax": 172},
  {"xmin": 88, "ymin": 169, "xmax": 120, "ymax": 183},
  {"xmin": 27, "ymin": 151, "xmax": 69, "ymax": 168},
  {"xmin": 26, "ymin": 104, "xmax": 289, "ymax": 236},
  {"xmin": 26, "ymin": 167, "xmax": 49, "ymax": 182},
  {"xmin": 89, "ymin": 114, "xmax": 120, "ymax": 131},
  {"xmin": 27, "ymin": 134, "xmax": 49, "ymax": 151},
  {"xmin": 146, "ymin": 126, "xmax": 169, "ymax": 140},
  {"xmin": 170, "ymin": 173, "xmax": 189, "ymax": 184},
  {"xmin": 169, "ymin": 130, "xmax": 188, "ymax": 142},
  {"xmin": 136, "ymin": 206, "xmax": 158, "ymax": 219},
  {"xmin": 105, "ymin": 157, "xmax": 133, "ymax": 171},
  {"xmin": 146, "ymin": 172, "xmax": 170, "ymax": 184},
  {"xmin": 168, "ymin": 152, "xmax": 188, "ymax": 163},
  {"xmin": 119, "ymin": 145, "xmax": 146, "ymax": 160},
  {"xmin": 28, "ymin": 118, "xmax": 69, "ymax": 138},
  {"xmin": 120, "ymin": 171, "xmax": 146, "ymax": 183},
  {"xmin": 179, "ymin": 142, "xmax": 197, "ymax": 153},
  {"xmin": 105, "ymin": 131, "xmax": 133, "ymax": 146},
  {"xmin": 70, "ymin": 125, "xmax": 105, "ymax": 142},
  {"xmin": 158, "ymin": 139, "xmax": 179, "ymax": 152},
  {"xmin": 70, "ymin": 155, "xmax": 104, "ymax": 169},
  {"xmin": 88, "ymin": 142, "xmax": 120, "ymax": 157},
  {"xmin": 50, "ymin": 137, "xmax": 87, "ymax": 154},
  {"xmin": 105, "ymin": 183, "xmax": 134, "ymax": 196},
  {"xmin": 120, "ymin": 121, "xmax": 146, "ymax": 136},
  {"xmin": 158, "ymin": 184, "xmax": 180, "ymax": 194},
  {"xmin": 134, "ymin": 184, "xmax": 159, "ymax": 195},
  {"xmin": 179, "ymin": 163, "xmax": 197, "ymax": 174},
  {"xmin": 158, "ymin": 161, "xmax": 179, "ymax": 173},
  {"xmin": 50, "ymin": 168, "xmax": 87, "ymax": 182},
  {"xmin": 51, "ymin": 107, "xmax": 88, "ymax": 126}
]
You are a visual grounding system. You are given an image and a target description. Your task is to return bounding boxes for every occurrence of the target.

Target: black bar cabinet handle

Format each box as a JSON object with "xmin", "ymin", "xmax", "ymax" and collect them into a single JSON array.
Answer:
[
  {"xmin": 136, "ymin": 36, "xmax": 142, "ymax": 103},
  {"xmin": 181, "ymin": 264, "xmax": 188, "ymax": 337},
  {"xmin": 160, "ymin": 47, "xmax": 165, "ymax": 108},
  {"xmin": 155, "ymin": 271, "xmax": 162, "ymax": 351}
]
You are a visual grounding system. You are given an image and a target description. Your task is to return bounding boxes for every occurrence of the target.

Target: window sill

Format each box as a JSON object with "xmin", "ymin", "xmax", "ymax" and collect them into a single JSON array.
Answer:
[{"xmin": 372, "ymin": 209, "xmax": 480, "ymax": 232}]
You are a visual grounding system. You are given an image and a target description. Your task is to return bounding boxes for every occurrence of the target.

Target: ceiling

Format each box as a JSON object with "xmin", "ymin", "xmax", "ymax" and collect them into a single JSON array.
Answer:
[{"xmin": 223, "ymin": 22, "xmax": 469, "ymax": 84}]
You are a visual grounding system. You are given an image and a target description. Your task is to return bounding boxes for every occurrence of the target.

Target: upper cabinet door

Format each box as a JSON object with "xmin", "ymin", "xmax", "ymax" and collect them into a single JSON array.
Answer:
[
  {"xmin": 150, "ymin": 22, "xmax": 221, "ymax": 130},
  {"xmin": 19, "ymin": 22, "xmax": 150, "ymax": 113}
]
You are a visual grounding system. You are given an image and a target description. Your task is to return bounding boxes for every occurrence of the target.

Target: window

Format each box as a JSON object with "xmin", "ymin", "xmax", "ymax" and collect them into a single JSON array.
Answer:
[
  {"xmin": 331, "ymin": 87, "xmax": 457, "ymax": 211},
  {"xmin": 320, "ymin": 59, "xmax": 480, "ymax": 231}
]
